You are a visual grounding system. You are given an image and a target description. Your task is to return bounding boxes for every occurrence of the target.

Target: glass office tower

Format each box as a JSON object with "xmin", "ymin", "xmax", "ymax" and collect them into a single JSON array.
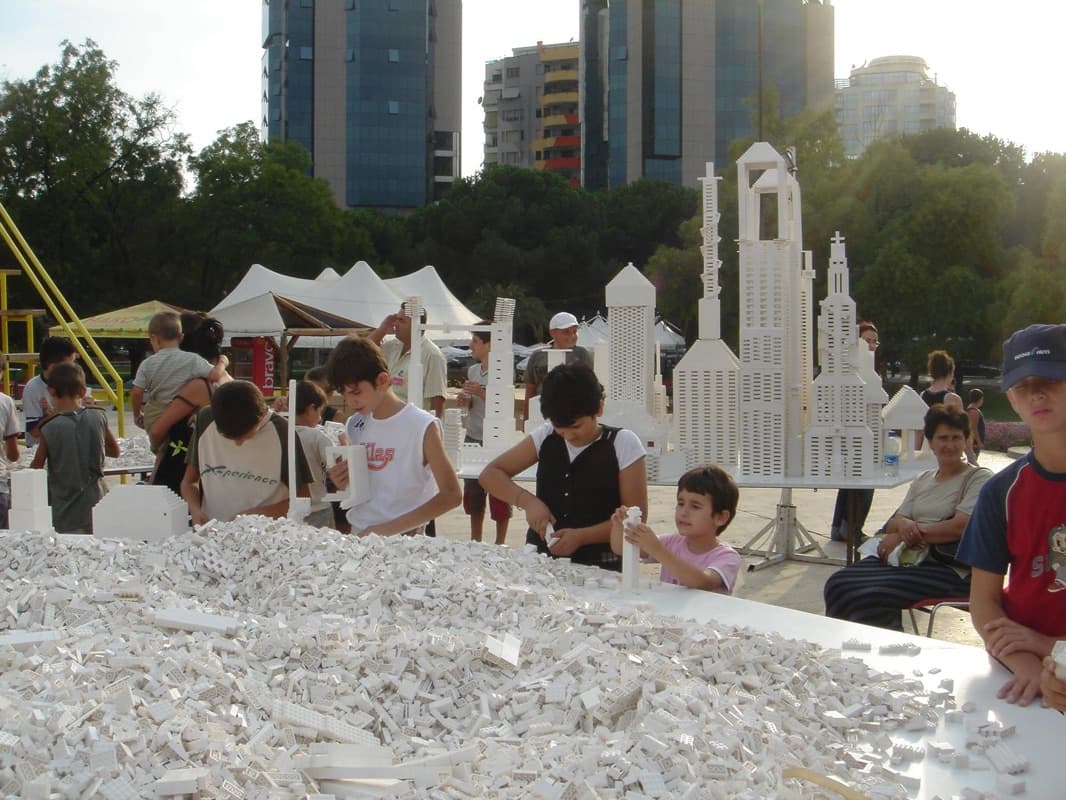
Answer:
[
  {"xmin": 581, "ymin": 0, "xmax": 833, "ymax": 190},
  {"xmin": 263, "ymin": 0, "xmax": 461, "ymax": 211}
]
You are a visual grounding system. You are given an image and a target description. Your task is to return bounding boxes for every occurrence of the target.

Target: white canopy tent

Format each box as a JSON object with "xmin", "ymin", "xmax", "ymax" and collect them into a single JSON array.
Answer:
[{"xmin": 210, "ymin": 261, "xmax": 480, "ymax": 345}]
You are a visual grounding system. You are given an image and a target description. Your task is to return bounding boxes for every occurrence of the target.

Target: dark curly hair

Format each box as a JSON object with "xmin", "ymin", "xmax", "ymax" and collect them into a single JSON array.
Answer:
[
  {"xmin": 539, "ymin": 363, "xmax": 604, "ymax": 428},
  {"xmin": 923, "ymin": 403, "xmax": 970, "ymax": 440}
]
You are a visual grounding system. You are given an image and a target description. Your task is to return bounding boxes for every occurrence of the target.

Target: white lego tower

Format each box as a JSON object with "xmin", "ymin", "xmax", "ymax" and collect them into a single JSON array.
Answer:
[
  {"xmin": 671, "ymin": 162, "xmax": 740, "ymax": 472},
  {"xmin": 457, "ymin": 297, "xmax": 521, "ymax": 473},
  {"xmin": 404, "ymin": 295, "xmax": 424, "ymax": 410},
  {"xmin": 602, "ymin": 264, "xmax": 665, "ymax": 453},
  {"xmin": 804, "ymin": 233, "xmax": 887, "ymax": 479},
  {"xmin": 605, "ymin": 263, "xmax": 656, "ymax": 414},
  {"xmin": 736, "ymin": 143, "xmax": 809, "ymax": 479}
]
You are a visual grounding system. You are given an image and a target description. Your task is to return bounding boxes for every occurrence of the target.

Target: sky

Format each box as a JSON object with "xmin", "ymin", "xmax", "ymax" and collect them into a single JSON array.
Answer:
[{"xmin": 0, "ymin": 0, "xmax": 1062, "ymax": 181}]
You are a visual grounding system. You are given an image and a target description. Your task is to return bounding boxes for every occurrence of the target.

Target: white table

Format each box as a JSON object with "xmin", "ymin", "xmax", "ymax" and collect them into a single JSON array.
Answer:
[{"xmin": 595, "ymin": 581, "xmax": 1061, "ymax": 800}]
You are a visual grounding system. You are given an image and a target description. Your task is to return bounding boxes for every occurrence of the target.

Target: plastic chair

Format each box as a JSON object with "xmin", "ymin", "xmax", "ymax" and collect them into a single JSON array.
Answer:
[{"xmin": 906, "ymin": 597, "xmax": 970, "ymax": 637}]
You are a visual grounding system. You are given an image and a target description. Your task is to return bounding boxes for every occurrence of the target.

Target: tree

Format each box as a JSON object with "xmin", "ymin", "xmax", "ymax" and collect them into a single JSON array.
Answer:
[
  {"xmin": 598, "ymin": 179, "xmax": 699, "ymax": 270},
  {"xmin": 645, "ymin": 216, "xmax": 703, "ymax": 342},
  {"xmin": 181, "ymin": 123, "xmax": 371, "ymax": 306},
  {"xmin": 0, "ymin": 40, "xmax": 190, "ymax": 310}
]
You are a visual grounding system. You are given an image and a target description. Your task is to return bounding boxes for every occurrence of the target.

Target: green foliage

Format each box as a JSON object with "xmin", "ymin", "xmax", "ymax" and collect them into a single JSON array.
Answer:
[{"xmin": 0, "ymin": 40, "xmax": 189, "ymax": 310}]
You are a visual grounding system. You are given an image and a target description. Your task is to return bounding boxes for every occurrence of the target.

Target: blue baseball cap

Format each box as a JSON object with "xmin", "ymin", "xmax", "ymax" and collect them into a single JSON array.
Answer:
[{"xmin": 1001, "ymin": 324, "xmax": 1066, "ymax": 390}]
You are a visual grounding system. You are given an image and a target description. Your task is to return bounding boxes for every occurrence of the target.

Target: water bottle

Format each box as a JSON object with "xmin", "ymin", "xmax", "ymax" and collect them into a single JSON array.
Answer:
[{"xmin": 883, "ymin": 431, "xmax": 901, "ymax": 477}]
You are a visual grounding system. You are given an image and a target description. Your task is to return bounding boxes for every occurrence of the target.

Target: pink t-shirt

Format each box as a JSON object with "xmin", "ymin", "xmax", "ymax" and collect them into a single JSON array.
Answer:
[{"xmin": 655, "ymin": 535, "xmax": 741, "ymax": 594}]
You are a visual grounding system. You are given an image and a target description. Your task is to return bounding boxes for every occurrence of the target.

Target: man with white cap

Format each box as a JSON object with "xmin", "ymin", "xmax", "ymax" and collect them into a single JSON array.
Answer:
[
  {"xmin": 957, "ymin": 323, "xmax": 1066, "ymax": 707},
  {"xmin": 524, "ymin": 311, "xmax": 594, "ymax": 416}
]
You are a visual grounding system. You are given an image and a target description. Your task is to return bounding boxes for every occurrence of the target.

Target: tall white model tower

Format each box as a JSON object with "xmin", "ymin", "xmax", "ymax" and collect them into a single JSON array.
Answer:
[
  {"xmin": 736, "ymin": 143, "xmax": 808, "ymax": 478},
  {"xmin": 805, "ymin": 233, "xmax": 887, "ymax": 478},
  {"xmin": 605, "ymin": 263, "xmax": 656, "ymax": 414},
  {"xmin": 671, "ymin": 163, "xmax": 741, "ymax": 470}
]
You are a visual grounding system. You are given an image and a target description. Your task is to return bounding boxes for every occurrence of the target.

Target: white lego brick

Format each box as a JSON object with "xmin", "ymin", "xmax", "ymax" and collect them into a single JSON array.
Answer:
[
  {"xmin": 92, "ymin": 484, "xmax": 188, "ymax": 541},
  {"xmin": 154, "ymin": 767, "xmax": 210, "ymax": 796},
  {"xmin": 322, "ymin": 445, "xmax": 370, "ymax": 506},
  {"xmin": 621, "ymin": 507, "xmax": 642, "ymax": 593},
  {"xmin": 1052, "ymin": 639, "xmax": 1066, "ymax": 680},
  {"xmin": 155, "ymin": 608, "xmax": 240, "ymax": 636},
  {"xmin": 996, "ymin": 774, "xmax": 1026, "ymax": 795},
  {"xmin": 11, "ymin": 468, "xmax": 48, "ymax": 507},
  {"xmin": 0, "ymin": 630, "xmax": 60, "ymax": 650},
  {"xmin": 7, "ymin": 506, "xmax": 53, "ymax": 533}
]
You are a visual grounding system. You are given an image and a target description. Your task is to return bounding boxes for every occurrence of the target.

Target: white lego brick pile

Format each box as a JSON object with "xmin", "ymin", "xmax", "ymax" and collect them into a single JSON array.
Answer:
[
  {"xmin": 14, "ymin": 435, "xmax": 154, "ymax": 470},
  {"xmin": 0, "ymin": 521, "xmax": 1031, "ymax": 798}
]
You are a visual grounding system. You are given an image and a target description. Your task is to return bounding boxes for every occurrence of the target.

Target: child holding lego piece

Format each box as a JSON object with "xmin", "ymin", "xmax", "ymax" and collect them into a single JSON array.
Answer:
[
  {"xmin": 292, "ymin": 380, "xmax": 335, "ymax": 528},
  {"xmin": 610, "ymin": 464, "xmax": 741, "ymax": 593},
  {"xmin": 958, "ymin": 324, "xmax": 1066, "ymax": 707},
  {"xmin": 30, "ymin": 363, "xmax": 119, "ymax": 533},
  {"xmin": 480, "ymin": 363, "xmax": 647, "ymax": 571},
  {"xmin": 181, "ymin": 381, "xmax": 312, "ymax": 525},
  {"xmin": 131, "ymin": 311, "xmax": 226, "ymax": 440},
  {"xmin": 325, "ymin": 336, "xmax": 461, "ymax": 537}
]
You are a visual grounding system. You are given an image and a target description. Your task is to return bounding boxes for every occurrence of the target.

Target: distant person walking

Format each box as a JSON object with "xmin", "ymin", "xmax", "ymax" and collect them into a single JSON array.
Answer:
[
  {"xmin": 967, "ymin": 388, "xmax": 987, "ymax": 462},
  {"xmin": 830, "ymin": 321, "xmax": 880, "ymax": 542}
]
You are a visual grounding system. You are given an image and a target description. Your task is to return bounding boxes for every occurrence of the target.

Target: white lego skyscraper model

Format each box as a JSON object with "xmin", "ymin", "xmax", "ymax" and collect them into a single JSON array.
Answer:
[
  {"xmin": 736, "ymin": 143, "xmax": 810, "ymax": 479},
  {"xmin": 672, "ymin": 162, "xmax": 741, "ymax": 471},
  {"xmin": 404, "ymin": 295, "xmax": 424, "ymax": 411},
  {"xmin": 606, "ymin": 263, "xmax": 656, "ymax": 414},
  {"xmin": 602, "ymin": 264, "xmax": 666, "ymax": 453},
  {"xmin": 805, "ymin": 233, "xmax": 887, "ymax": 479},
  {"xmin": 455, "ymin": 297, "xmax": 521, "ymax": 474}
]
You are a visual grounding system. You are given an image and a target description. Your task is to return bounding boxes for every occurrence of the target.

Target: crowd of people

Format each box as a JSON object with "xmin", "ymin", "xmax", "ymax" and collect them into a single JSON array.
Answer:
[{"xmin": 1, "ymin": 311, "xmax": 1064, "ymax": 712}]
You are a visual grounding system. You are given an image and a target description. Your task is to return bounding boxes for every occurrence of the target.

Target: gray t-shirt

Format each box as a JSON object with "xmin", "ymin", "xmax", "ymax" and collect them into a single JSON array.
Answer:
[
  {"xmin": 525, "ymin": 345, "xmax": 594, "ymax": 395},
  {"xmin": 39, "ymin": 407, "xmax": 109, "ymax": 533},
  {"xmin": 133, "ymin": 347, "xmax": 213, "ymax": 404}
]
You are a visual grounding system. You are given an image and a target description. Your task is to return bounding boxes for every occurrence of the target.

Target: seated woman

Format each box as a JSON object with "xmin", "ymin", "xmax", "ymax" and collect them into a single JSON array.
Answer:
[
  {"xmin": 823, "ymin": 405, "xmax": 992, "ymax": 631},
  {"xmin": 149, "ymin": 313, "xmax": 230, "ymax": 494}
]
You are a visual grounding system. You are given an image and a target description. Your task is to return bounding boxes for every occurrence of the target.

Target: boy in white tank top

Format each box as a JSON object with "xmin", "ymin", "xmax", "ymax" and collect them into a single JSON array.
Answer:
[{"xmin": 325, "ymin": 336, "xmax": 461, "ymax": 537}]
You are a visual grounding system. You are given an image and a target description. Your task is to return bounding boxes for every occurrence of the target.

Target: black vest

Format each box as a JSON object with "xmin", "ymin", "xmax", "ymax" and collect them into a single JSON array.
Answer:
[{"xmin": 525, "ymin": 425, "xmax": 622, "ymax": 571}]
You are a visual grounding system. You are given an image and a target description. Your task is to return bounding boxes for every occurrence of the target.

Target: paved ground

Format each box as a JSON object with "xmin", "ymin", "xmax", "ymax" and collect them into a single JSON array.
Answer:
[
  {"xmin": 104, "ymin": 408, "xmax": 1011, "ymax": 648},
  {"xmin": 434, "ymin": 450, "xmax": 1019, "ymax": 649}
]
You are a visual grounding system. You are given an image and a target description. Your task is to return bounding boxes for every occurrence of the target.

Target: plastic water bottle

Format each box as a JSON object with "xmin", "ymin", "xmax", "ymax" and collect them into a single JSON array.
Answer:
[{"xmin": 883, "ymin": 431, "xmax": 901, "ymax": 477}]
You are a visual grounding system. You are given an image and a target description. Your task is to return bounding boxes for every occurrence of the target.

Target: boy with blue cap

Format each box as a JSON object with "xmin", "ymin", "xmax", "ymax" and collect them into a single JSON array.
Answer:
[{"xmin": 958, "ymin": 323, "xmax": 1066, "ymax": 707}]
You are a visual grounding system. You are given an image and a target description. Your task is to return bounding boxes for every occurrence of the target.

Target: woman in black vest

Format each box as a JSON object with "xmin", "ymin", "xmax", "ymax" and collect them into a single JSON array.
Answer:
[{"xmin": 480, "ymin": 364, "xmax": 647, "ymax": 571}]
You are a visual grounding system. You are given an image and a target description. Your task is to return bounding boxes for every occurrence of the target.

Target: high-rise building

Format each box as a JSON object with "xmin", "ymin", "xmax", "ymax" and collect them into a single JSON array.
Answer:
[
  {"xmin": 580, "ymin": 0, "xmax": 834, "ymax": 190},
  {"xmin": 834, "ymin": 55, "xmax": 956, "ymax": 158},
  {"xmin": 482, "ymin": 42, "xmax": 582, "ymax": 186},
  {"xmin": 262, "ymin": 0, "xmax": 461, "ymax": 211}
]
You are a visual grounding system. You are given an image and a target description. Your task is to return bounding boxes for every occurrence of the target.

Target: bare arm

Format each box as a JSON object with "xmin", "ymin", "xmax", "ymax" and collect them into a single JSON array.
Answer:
[
  {"xmin": 480, "ymin": 437, "xmax": 553, "ymax": 535},
  {"xmin": 522, "ymin": 381, "xmax": 537, "ymax": 420},
  {"xmin": 429, "ymin": 395, "xmax": 444, "ymax": 418},
  {"xmin": 970, "ymin": 567, "xmax": 1046, "ymax": 706},
  {"xmin": 180, "ymin": 463, "xmax": 207, "ymax": 526},
  {"xmin": 206, "ymin": 360, "xmax": 228, "ymax": 383},
  {"xmin": 3, "ymin": 435, "xmax": 18, "ymax": 464},
  {"xmin": 129, "ymin": 386, "xmax": 144, "ymax": 419},
  {"xmin": 103, "ymin": 425, "xmax": 120, "ymax": 458},
  {"xmin": 369, "ymin": 314, "xmax": 399, "ymax": 345},
  {"xmin": 29, "ymin": 437, "xmax": 48, "ymax": 469},
  {"xmin": 362, "ymin": 423, "xmax": 461, "ymax": 536}
]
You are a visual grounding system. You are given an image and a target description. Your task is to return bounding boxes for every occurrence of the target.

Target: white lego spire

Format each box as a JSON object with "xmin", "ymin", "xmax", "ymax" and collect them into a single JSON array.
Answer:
[
  {"xmin": 671, "ymin": 162, "xmax": 741, "ymax": 471},
  {"xmin": 804, "ymin": 232, "xmax": 888, "ymax": 479}
]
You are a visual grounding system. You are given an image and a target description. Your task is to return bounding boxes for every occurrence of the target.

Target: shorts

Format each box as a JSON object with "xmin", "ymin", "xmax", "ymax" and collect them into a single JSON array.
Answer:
[{"xmin": 463, "ymin": 478, "xmax": 511, "ymax": 522}]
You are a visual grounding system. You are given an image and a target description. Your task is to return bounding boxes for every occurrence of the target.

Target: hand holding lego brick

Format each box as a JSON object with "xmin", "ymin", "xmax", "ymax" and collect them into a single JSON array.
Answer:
[
  {"xmin": 547, "ymin": 527, "xmax": 584, "ymax": 557},
  {"xmin": 1040, "ymin": 656, "xmax": 1066, "ymax": 711}
]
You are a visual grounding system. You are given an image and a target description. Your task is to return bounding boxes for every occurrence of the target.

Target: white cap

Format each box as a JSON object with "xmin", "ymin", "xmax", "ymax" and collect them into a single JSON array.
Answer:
[{"xmin": 548, "ymin": 311, "xmax": 579, "ymax": 330}]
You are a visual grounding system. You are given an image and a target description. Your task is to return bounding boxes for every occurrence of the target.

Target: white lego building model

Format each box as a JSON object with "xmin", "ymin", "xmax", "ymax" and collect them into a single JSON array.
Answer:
[
  {"xmin": 736, "ymin": 143, "xmax": 812, "ymax": 479},
  {"xmin": 601, "ymin": 264, "xmax": 667, "ymax": 455},
  {"xmin": 671, "ymin": 163, "xmax": 741, "ymax": 473},
  {"xmin": 805, "ymin": 233, "xmax": 888, "ymax": 479},
  {"xmin": 453, "ymin": 297, "xmax": 521, "ymax": 474}
]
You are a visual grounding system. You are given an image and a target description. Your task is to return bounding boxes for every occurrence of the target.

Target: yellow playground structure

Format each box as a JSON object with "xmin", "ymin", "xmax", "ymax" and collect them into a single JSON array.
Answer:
[{"xmin": 0, "ymin": 201, "xmax": 125, "ymax": 436}]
